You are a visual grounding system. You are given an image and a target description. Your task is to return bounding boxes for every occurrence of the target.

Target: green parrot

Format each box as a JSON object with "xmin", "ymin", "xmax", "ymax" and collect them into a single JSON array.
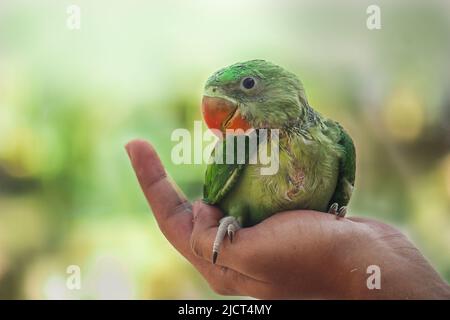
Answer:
[{"xmin": 201, "ymin": 60, "xmax": 356, "ymax": 264}]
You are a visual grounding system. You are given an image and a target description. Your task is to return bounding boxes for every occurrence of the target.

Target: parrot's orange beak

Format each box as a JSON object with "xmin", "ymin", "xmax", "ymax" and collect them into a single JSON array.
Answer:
[{"xmin": 202, "ymin": 96, "xmax": 252, "ymax": 136}]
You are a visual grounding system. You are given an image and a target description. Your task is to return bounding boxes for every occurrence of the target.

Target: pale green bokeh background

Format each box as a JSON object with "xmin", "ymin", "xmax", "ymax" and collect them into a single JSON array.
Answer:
[{"xmin": 0, "ymin": 0, "xmax": 449, "ymax": 299}]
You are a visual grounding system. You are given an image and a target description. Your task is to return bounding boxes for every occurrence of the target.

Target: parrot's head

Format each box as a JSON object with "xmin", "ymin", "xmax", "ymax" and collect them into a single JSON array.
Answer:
[{"xmin": 202, "ymin": 59, "xmax": 309, "ymax": 135}]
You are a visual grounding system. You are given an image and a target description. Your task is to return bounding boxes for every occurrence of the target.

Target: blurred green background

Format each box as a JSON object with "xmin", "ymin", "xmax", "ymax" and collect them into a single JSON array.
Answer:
[{"xmin": 0, "ymin": 0, "xmax": 449, "ymax": 299}]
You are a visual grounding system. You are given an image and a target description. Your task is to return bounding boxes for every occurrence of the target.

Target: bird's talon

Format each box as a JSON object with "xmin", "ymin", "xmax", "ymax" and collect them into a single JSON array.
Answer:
[
  {"xmin": 328, "ymin": 203, "xmax": 338, "ymax": 215},
  {"xmin": 228, "ymin": 230, "xmax": 234, "ymax": 243},
  {"xmin": 211, "ymin": 216, "xmax": 241, "ymax": 264},
  {"xmin": 227, "ymin": 223, "xmax": 236, "ymax": 243},
  {"xmin": 328, "ymin": 203, "xmax": 348, "ymax": 218},
  {"xmin": 337, "ymin": 206, "xmax": 347, "ymax": 218}
]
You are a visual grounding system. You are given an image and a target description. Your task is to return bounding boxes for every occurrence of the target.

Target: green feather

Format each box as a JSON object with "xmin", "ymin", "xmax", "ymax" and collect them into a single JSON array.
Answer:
[
  {"xmin": 203, "ymin": 135, "xmax": 257, "ymax": 204},
  {"xmin": 327, "ymin": 122, "xmax": 356, "ymax": 208},
  {"xmin": 202, "ymin": 60, "xmax": 356, "ymax": 227}
]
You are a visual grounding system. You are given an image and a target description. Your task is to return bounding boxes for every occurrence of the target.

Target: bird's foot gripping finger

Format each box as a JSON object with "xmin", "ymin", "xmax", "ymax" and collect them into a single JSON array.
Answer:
[
  {"xmin": 328, "ymin": 203, "xmax": 338, "ymax": 215},
  {"xmin": 227, "ymin": 223, "xmax": 238, "ymax": 243},
  {"xmin": 212, "ymin": 216, "xmax": 241, "ymax": 264},
  {"xmin": 337, "ymin": 206, "xmax": 347, "ymax": 217},
  {"xmin": 328, "ymin": 203, "xmax": 347, "ymax": 218}
]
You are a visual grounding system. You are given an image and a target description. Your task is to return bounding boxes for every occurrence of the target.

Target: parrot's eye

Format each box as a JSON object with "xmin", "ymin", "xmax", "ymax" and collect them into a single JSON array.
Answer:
[{"xmin": 241, "ymin": 77, "xmax": 256, "ymax": 90}]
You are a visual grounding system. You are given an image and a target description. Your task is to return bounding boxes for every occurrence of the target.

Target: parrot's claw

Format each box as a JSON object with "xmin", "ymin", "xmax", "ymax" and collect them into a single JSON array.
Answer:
[
  {"xmin": 227, "ymin": 223, "xmax": 237, "ymax": 243},
  {"xmin": 328, "ymin": 203, "xmax": 347, "ymax": 218},
  {"xmin": 328, "ymin": 203, "xmax": 339, "ymax": 215},
  {"xmin": 337, "ymin": 206, "xmax": 347, "ymax": 217},
  {"xmin": 212, "ymin": 216, "xmax": 241, "ymax": 264}
]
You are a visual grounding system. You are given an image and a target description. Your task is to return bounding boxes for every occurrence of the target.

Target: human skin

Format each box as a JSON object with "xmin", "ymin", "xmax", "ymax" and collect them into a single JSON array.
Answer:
[{"xmin": 125, "ymin": 139, "xmax": 450, "ymax": 299}]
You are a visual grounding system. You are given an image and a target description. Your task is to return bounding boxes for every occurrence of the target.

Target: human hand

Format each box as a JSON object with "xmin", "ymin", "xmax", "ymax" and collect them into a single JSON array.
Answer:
[{"xmin": 125, "ymin": 139, "xmax": 450, "ymax": 299}]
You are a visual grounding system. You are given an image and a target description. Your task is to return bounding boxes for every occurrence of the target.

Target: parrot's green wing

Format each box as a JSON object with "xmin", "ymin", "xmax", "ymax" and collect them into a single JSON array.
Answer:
[
  {"xmin": 203, "ymin": 135, "xmax": 256, "ymax": 204},
  {"xmin": 328, "ymin": 124, "xmax": 356, "ymax": 208}
]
